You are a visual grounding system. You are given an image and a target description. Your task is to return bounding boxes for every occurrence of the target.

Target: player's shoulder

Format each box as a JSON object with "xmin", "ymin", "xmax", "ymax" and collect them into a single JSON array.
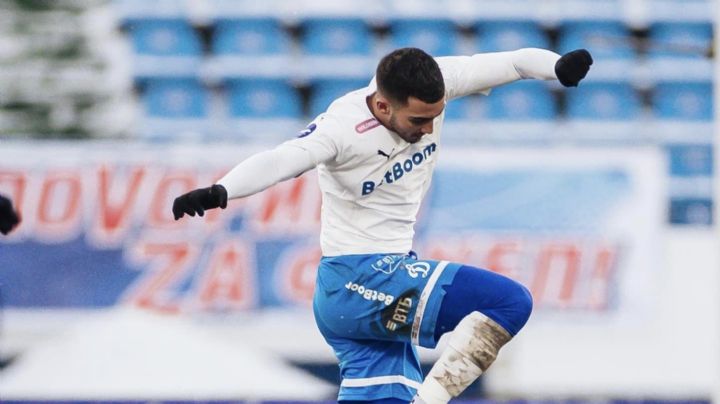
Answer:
[
  {"xmin": 314, "ymin": 86, "xmax": 379, "ymax": 138},
  {"xmin": 435, "ymin": 55, "xmax": 471, "ymax": 80}
]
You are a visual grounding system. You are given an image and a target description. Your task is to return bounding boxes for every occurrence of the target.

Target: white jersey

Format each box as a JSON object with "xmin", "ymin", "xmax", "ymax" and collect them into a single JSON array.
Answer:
[
  {"xmin": 286, "ymin": 84, "xmax": 441, "ymax": 255},
  {"xmin": 217, "ymin": 49, "xmax": 561, "ymax": 256}
]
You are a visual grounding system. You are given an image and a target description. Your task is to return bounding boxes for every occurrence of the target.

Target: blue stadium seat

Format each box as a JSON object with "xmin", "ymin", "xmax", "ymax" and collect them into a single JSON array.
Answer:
[
  {"xmin": 444, "ymin": 95, "xmax": 489, "ymax": 121},
  {"xmin": 302, "ymin": 18, "xmax": 372, "ymax": 55},
  {"xmin": 487, "ymin": 81, "xmax": 556, "ymax": 119},
  {"xmin": 389, "ymin": 19, "xmax": 460, "ymax": 56},
  {"xmin": 669, "ymin": 198, "xmax": 713, "ymax": 225},
  {"xmin": 652, "ymin": 81, "xmax": 712, "ymax": 120},
  {"xmin": 444, "ymin": 82, "xmax": 555, "ymax": 122},
  {"xmin": 212, "ymin": 18, "xmax": 291, "ymax": 55},
  {"xmin": 558, "ymin": 21, "xmax": 635, "ymax": 59},
  {"xmin": 667, "ymin": 144, "xmax": 713, "ymax": 177},
  {"xmin": 126, "ymin": 18, "xmax": 202, "ymax": 56},
  {"xmin": 476, "ymin": 21, "xmax": 550, "ymax": 52},
  {"xmin": 226, "ymin": 79, "xmax": 301, "ymax": 118},
  {"xmin": 647, "ymin": 22, "xmax": 712, "ymax": 59},
  {"xmin": 309, "ymin": 79, "xmax": 368, "ymax": 117},
  {"xmin": 143, "ymin": 78, "xmax": 208, "ymax": 117},
  {"xmin": 565, "ymin": 82, "xmax": 641, "ymax": 120}
]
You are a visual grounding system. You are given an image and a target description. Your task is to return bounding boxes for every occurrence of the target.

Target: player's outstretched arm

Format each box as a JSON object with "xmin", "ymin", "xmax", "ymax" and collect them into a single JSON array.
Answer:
[
  {"xmin": 505, "ymin": 48, "xmax": 593, "ymax": 86},
  {"xmin": 172, "ymin": 143, "xmax": 321, "ymax": 221},
  {"xmin": 438, "ymin": 47, "xmax": 593, "ymax": 99},
  {"xmin": 0, "ymin": 193, "xmax": 20, "ymax": 235}
]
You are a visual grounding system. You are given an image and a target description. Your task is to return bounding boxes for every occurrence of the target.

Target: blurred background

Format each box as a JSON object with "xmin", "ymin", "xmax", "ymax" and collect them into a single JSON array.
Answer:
[{"xmin": 0, "ymin": 0, "xmax": 717, "ymax": 402}]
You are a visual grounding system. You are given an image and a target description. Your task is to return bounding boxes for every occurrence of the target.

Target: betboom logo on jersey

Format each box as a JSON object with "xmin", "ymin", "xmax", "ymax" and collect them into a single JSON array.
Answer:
[{"xmin": 362, "ymin": 142, "xmax": 436, "ymax": 195}]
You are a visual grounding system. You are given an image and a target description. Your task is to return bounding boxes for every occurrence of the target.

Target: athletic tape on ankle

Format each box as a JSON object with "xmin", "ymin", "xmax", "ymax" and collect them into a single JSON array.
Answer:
[
  {"xmin": 453, "ymin": 311, "xmax": 511, "ymax": 371},
  {"xmin": 423, "ymin": 311, "xmax": 512, "ymax": 401}
]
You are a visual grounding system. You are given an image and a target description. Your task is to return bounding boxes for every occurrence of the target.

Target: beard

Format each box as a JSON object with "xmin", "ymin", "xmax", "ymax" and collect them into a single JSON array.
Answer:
[{"xmin": 389, "ymin": 114, "xmax": 422, "ymax": 143}]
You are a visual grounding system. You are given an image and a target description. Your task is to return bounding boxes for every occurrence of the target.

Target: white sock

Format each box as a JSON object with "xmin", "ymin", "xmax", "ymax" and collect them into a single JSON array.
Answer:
[
  {"xmin": 414, "ymin": 373, "xmax": 454, "ymax": 404},
  {"xmin": 414, "ymin": 311, "xmax": 511, "ymax": 404}
]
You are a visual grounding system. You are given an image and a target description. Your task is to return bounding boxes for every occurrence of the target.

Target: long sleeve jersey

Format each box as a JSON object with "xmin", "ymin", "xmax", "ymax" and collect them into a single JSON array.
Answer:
[{"xmin": 218, "ymin": 49, "xmax": 561, "ymax": 256}]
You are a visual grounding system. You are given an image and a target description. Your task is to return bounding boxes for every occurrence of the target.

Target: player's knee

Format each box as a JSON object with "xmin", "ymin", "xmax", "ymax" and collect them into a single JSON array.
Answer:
[
  {"xmin": 502, "ymin": 281, "xmax": 533, "ymax": 335},
  {"xmin": 516, "ymin": 282, "xmax": 533, "ymax": 320}
]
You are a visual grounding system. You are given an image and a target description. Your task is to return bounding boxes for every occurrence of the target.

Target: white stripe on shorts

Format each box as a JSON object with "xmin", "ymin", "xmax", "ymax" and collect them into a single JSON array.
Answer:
[
  {"xmin": 341, "ymin": 375, "xmax": 422, "ymax": 389},
  {"xmin": 411, "ymin": 260, "xmax": 449, "ymax": 345}
]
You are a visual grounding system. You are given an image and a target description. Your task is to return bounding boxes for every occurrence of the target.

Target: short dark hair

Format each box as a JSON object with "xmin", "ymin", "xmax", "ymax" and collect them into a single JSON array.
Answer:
[{"xmin": 376, "ymin": 47, "xmax": 445, "ymax": 106}]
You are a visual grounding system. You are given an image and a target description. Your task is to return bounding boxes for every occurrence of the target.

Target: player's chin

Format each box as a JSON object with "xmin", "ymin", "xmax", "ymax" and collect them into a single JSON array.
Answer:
[{"xmin": 407, "ymin": 134, "xmax": 423, "ymax": 143}]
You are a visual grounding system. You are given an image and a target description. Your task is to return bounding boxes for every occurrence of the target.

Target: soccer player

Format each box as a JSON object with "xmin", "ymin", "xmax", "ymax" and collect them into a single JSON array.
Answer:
[
  {"xmin": 0, "ymin": 193, "xmax": 20, "ymax": 235},
  {"xmin": 173, "ymin": 46, "xmax": 592, "ymax": 403}
]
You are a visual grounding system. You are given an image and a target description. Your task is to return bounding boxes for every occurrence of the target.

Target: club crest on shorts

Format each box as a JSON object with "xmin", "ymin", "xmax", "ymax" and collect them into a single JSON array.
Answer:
[{"xmin": 404, "ymin": 262, "xmax": 430, "ymax": 278}]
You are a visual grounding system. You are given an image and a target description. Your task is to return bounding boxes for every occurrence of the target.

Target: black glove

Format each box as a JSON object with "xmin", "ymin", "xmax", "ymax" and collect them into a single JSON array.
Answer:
[
  {"xmin": 0, "ymin": 194, "xmax": 20, "ymax": 235},
  {"xmin": 172, "ymin": 184, "xmax": 228, "ymax": 220},
  {"xmin": 555, "ymin": 49, "xmax": 593, "ymax": 87}
]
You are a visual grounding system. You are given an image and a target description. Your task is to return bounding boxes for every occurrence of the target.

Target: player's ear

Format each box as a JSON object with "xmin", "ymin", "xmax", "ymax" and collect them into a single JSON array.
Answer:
[
  {"xmin": 377, "ymin": 100, "xmax": 390, "ymax": 115},
  {"xmin": 374, "ymin": 93, "xmax": 393, "ymax": 116}
]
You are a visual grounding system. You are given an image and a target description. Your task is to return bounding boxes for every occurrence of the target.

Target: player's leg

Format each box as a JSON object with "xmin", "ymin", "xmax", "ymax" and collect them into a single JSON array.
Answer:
[
  {"xmin": 313, "ymin": 253, "xmax": 480, "ymax": 402},
  {"xmin": 313, "ymin": 256, "xmax": 424, "ymax": 402},
  {"xmin": 313, "ymin": 253, "xmax": 455, "ymax": 402},
  {"xmin": 314, "ymin": 302, "xmax": 423, "ymax": 402},
  {"xmin": 433, "ymin": 265, "xmax": 533, "ymax": 341},
  {"xmin": 413, "ymin": 265, "xmax": 533, "ymax": 404}
]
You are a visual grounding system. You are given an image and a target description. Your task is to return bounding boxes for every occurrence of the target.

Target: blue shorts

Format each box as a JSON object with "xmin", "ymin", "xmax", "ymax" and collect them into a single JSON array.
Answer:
[{"xmin": 313, "ymin": 252, "xmax": 462, "ymax": 402}]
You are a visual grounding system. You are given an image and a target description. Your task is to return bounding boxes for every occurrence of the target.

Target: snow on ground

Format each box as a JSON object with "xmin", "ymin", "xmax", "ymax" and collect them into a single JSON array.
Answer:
[{"xmin": 0, "ymin": 308, "xmax": 336, "ymax": 400}]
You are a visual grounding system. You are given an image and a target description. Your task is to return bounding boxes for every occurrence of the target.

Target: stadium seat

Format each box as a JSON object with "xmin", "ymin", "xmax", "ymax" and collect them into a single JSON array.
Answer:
[
  {"xmin": 142, "ymin": 78, "xmax": 208, "ymax": 117},
  {"xmin": 669, "ymin": 197, "xmax": 713, "ymax": 225},
  {"xmin": 442, "ymin": 82, "xmax": 555, "ymax": 121},
  {"xmin": 557, "ymin": 21, "xmax": 635, "ymax": 59},
  {"xmin": 565, "ymin": 82, "xmax": 641, "ymax": 120},
  {"xmin": 652, "ymin": 81, "xmax": 712, "ymax": 120},
  {"xmin": 486, "ymin": 81, "xmax": 556, "ymax": 120},
  {"xmin": 309, "ymin": 79, "xmax": 369, "ymax": 117},
  {"xmin": 301, "ymin": 18, "xmax": 373, "ymax": 55},
  {"xmin": 126, "ymin": 18, "xmax": 202, "ymax": 56},
  {"xmin": 212, "ymin": 18, "xmax": 291, "ymax": 55},
  {"xmin": 226, "ymin": 79, "xmax": 302, "ymax": 118},
  {"xmin": 444, "ymin": 95, "xmax": 489, "ymax": 121},
  {"xmin": 647, "ymin": 22, "xmax": 712, "ymax": 59},
  {"xmin": 389, "ymin": 19, "xmax": 460, "ymax": 56},
  {"xmin": 667, "ymin": 144, "xmax": 713, "ymax": 177},
  {"xmin": 475, "ymin": 21, "xmax": 550, "ymax": 52}
]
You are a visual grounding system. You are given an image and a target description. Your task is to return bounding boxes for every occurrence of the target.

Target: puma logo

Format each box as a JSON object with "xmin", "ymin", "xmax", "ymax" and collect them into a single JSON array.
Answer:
[{"xmin": 377, "ymin": 148, "xmax": 393, "ymax": 159}]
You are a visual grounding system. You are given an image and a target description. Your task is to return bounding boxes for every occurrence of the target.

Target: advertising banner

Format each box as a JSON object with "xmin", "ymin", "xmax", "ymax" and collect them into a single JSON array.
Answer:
[{"xmin": 0, "ymin": 143, "xmax": 663, "ymax": 318}]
